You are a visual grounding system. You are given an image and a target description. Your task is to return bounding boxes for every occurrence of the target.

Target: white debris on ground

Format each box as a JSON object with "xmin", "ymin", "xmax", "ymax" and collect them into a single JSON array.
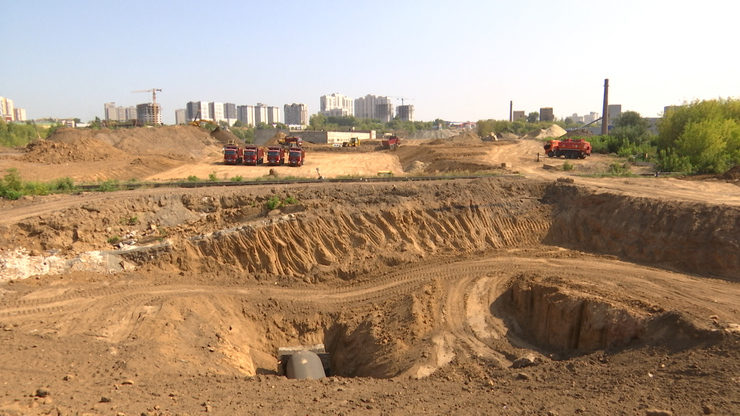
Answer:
[{"xmin": 0, "ymin": 248, "xmax": 132, "ymax": 281}]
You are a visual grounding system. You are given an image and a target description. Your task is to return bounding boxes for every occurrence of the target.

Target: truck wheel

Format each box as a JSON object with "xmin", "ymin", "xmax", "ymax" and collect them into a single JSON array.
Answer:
[
  {"xmin": 579, "ymin": 152, "xmax": 586, "ymax": 159},
  {"xmin": 547, "ymin": 151, "xmax": 555, "ymax": 158}
]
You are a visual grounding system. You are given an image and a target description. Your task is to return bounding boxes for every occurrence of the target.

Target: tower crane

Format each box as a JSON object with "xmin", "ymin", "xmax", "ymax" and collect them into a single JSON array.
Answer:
[{"xmin": 132, "ymin": 88, "xmax": 163, "ymax": 103}]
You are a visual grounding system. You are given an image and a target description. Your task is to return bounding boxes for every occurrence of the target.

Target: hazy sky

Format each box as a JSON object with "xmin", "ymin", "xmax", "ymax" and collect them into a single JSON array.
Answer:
[{"xmin": 2, "ymin": 0, "xmax": 738, "ymax": 124}]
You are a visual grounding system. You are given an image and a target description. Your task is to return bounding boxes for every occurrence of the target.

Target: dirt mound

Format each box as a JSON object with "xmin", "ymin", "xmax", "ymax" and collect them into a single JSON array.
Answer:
[
  {"xmin": 35, "ymin": 126, "xmax": 222, "ymax": 162},
  {"xmin": 263, "ymin": 131, "xmax": 288, "ymax": 146},
  {"xmin": 406, "ymin": 129, "xmax": 458, "ymax": 140},
  {"xmin": 22, "ymin": 136, "xmax": 127, "ymax": 164},
  {"xmin": 209, "ymin": 127, "xmax": 243, "ymax": 146},
  {"xmin": 424, "ymin": 131, "xmax": 482, "ymax": 146},
  {"xmin": 524, "ymin": 124, "xmax": 567, "ymax": 140}
]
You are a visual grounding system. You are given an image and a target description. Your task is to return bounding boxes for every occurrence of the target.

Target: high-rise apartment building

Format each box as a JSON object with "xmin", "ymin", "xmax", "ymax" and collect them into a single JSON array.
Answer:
[
  {"xmin": 137, "ymin": 103, "xmax": 162, "ymax": 125},
  {"xmin": 104, "ymin": 102, "xmax": 118, "ymax": 121},
  {"xmin": 320, "ymin": 93, "xmax": 353, "ymax": 117},
  {"xmin": 1, "ymin": 97, "xmax": 15, "ymax": 121},
  {"xmin": 175, "ymin": 109, "xmax": 186, "ymax": 125},
  {"xmin": 267, "ymin": 106, "xmax": 280, "ymax": 124},
  {"xmin": 223, "ymin": 103, "xmax": 237, "ymax": 126},
  {"xmin": 13, "ymin": 108, "xmax": 26, "ymax": 122},
  {"xmin": 354, "ymin": 94, "xmax": 393, "ymax": 121},
  {"xmin": 512, "ymin": 111, "xmax": 526, "ymax": 122},
  {"xmin": 103, "ymin": 102, "xmax": 136, "ymax": 122},
  {"xmin": 186, "ymin": 101, "xmax": 210, "ymax": 121},
  {"xmin": 396, "ymin": 105, "xmax": 414, "ymax": 122},
  {"xmin": 255, "ymin": 103, "xmax": 268, "ymax": 125},
  {"xmin": 237, "ymin": 105, "xmax": 255, "ymax": 127},
  {"xmin": 284, "ymin": 103, "xmax": 308, "ymax": 126},
  {"xmin": 209, "ymin": 102, "xmax": 225, "ymax": 123}
]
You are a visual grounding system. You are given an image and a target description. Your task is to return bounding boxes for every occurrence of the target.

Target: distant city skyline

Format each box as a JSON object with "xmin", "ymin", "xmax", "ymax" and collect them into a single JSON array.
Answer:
[{"xmin": 2, "ymin": 1, "xmax": 738, "ymax": 124}]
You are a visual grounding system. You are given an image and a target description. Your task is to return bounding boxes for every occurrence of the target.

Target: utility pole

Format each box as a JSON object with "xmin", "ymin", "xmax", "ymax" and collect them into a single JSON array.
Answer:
[
  {"xmin": 601, "ymin": 79, "xmax": 609, "ymax": 135},
  {"xmin": 509, "ymin": 100, "xmax": 513, "ymax": 122}
]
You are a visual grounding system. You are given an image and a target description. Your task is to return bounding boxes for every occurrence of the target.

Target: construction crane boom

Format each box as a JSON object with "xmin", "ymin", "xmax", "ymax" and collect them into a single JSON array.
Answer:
[{"xmin": 132, "ymin": 88, "xmax": 163, "ymax": 104}]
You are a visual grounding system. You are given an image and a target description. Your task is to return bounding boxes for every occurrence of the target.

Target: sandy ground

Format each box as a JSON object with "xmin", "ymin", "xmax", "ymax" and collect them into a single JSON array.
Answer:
[{"xmin": 0, "ymin": 127, "xmax": 738, "ymax": 415}]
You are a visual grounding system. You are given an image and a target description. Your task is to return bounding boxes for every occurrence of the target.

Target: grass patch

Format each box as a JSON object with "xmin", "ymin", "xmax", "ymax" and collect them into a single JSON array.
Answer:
[
  {"xmin": 0, "ymin": 168, "xmax": 78, "ymax": 200},
  {"xmin": 562, "ymin": 162, "xmax": 574, "ymax": 171},
  {"xmin": 265, "ymin": 195, "xmax": 299, "ymax": 210}
]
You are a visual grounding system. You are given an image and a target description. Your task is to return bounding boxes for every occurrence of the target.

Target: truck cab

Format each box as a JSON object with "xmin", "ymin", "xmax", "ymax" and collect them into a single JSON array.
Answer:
[
  {"xmin": 223, "ymin": 144, "xmax": 242, "ymax": 164},
  {"xmin": 267, "ymin": 146, "xmax": 285, "ymax": 165},
  {"xmin": 243, "ymin": 145, "xmax": 264, "ymax": 165},
  {"xmin": 288, "ymin": 148, "xmax": 305, "ymax": 167}
]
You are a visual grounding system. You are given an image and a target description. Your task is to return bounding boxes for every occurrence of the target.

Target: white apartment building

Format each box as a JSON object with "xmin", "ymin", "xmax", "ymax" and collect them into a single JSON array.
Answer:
[
  {"xmin": 354, "ymin": 94, "xmax": 393, "ymax": 121},
  {"xmin": 103, "ymin": 102, "xmax": 136, "ymax": 122},
  {"xmin": 255, "ymin": 103, "xmax": 268, "ymax": 125},
  {"xmin": 186, "ymin": 101, "xmax": 210, "ymax": 121},
  {"xmin": 320, "ymin": 93, "xmax": 353, "ymax": 117},
  {"xmin": 267, "ymin": 106, "xmax": 280, "ymax": 124},
  {"xmin": 209, "ymin": 102, "xmax": 225, "ymax": 123},
  {"xmin": 13, "ymin": 108, "xmax": 26, "ymax": 121},
  {"xmin": 237, "ymin": 105, "xmax": 255, "ymax": 127},
  {"xmin": 1, "ymin": 97, "xmax": 15, "ymax": 121}
]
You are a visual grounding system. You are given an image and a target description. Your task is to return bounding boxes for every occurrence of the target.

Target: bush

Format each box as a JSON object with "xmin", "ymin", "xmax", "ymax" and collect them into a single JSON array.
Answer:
[
  {"xmin": 562, "ymin": 162, "xmax": 574, "ymax": 171},
  {"xmin": 208, "ymin": 172, "xmax": 218, "ymax": 182},
  {"xmin": 607, "ymin": 163, "xmax": 632, "ymax": 176},
  {"xmin": 97, "ymin": 180, "xmax": 119, "ymax": 192},
  {"xmin": 658, "ymin": 99, "xmax": 740, "ymax": 174},
  {"xmin": 266, "ymin": 195, "xmax": 282, "ymax": 210},
  {"xmin": 187, "ymin": 175, "xmax": 199, "ymax": 182},
  {"xmin": 230, "ymin": 175, "xmax": 243, "ymax": 182}
]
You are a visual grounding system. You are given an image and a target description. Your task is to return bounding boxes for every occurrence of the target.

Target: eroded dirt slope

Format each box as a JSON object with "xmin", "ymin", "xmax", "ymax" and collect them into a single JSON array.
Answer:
[{"xmin": 0, "ymin": 177, "xmax": 738, "ymax": 415}]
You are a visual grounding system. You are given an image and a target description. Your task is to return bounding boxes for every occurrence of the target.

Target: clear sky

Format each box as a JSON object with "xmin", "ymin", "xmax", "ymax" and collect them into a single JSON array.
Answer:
[{"xmin": 2, "ymin": 0, "xmax": 738, "ymax": 124}]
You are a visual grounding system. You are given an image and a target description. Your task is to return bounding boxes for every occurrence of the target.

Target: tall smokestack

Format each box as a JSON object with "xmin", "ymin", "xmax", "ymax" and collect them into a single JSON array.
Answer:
[
  {"xmin": 509, "ymin": 100, "xmax": 513, "ymax": 122},
  {"xmin": 602, "ymin": 79, "xmax": 609, "ymax": 135}
]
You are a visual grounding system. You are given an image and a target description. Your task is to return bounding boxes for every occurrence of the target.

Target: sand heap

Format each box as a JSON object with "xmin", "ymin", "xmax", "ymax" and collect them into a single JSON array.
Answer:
[
  {"xmin": 22, "ymin": 137, "xmax": 127, "ymax": 164},
  {"xmin": 23, "ymin": 126, "xmax": 223, "ymax": 164},
  {"xmin": 524, "ymin": 124, "xmax": 567, "ymax": 140}
]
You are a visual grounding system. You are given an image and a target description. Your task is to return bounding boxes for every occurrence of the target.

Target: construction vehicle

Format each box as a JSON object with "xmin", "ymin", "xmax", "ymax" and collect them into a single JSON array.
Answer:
[
  {"xmin": 288, "ymin": 147, "xmax": 305, "ymax": 167},
  {"xmin": 281, "ymin": 136, "xmax": 303, "ymax": 148},
  {"xmin": 243, "ymin": 145, "xmax": 264, "ymax": 165},
  {"xmin": 223, "ymin": 143, "xmax": 243, "ymax": 164},
  {"xmin": 381, "ymin": 135, "xmax": 400, "ymax": 150},
  {"xmin": 266, "ymin": 146, "xmax": 286, "ymax": 165},
  {"xmin": 544, "ymin": 138, "xmax": 592, "ymax": 159},
  {"xmin": 342, "ymin": 137, "xmax": 360, "ymax": 147}
]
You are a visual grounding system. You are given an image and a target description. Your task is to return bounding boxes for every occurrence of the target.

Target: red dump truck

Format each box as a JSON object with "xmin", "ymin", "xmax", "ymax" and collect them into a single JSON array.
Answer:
[
  {"xmin": 243, "ymin": 145, "xmax": 264, "ymax": 165},
  {"xmin": 382, "ymin": 135, "xmax": 401, "ymax": 150},
  {"xmin": 266, "ymin": 146, "xmax": 286, "ymax": 165},
  {"xmin": 544, "ymin": 138, "xmax": 592, "ymax": 159},
  {"xmin": 288, "ymin": 147, "xmax": 305, "ymax": 167},
  {"xmin": 223, "ymin": 144, "xmax": 243, "ymax": 164}
]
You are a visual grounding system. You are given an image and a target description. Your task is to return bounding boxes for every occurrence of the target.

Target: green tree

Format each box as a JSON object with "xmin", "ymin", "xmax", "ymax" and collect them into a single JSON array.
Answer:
[
  {"xmin": 527, "ymin": 112, "xmax": 539, "ymax": 123},
  {"xmin": 657, "ymin": 99, "xmax": 740, "ymax": 173}
]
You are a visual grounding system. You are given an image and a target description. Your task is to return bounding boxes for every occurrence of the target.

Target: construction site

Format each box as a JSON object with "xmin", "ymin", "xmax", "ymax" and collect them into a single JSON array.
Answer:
[{"xmin": 0, "ymin": 124, "xmax": 738, "ymax": 415}]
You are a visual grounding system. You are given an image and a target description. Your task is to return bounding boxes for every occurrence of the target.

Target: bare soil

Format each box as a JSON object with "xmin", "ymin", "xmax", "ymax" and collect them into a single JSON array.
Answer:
[{"xmin": 0, "ymin": 127, "xmax": 738, "ymax": 415}]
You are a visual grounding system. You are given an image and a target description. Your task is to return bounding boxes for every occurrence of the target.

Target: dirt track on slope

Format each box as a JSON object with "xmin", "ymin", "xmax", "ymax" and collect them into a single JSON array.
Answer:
[{"xmin": 0, "ymin": 127, "xmax": 738, "ymax": 415}]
